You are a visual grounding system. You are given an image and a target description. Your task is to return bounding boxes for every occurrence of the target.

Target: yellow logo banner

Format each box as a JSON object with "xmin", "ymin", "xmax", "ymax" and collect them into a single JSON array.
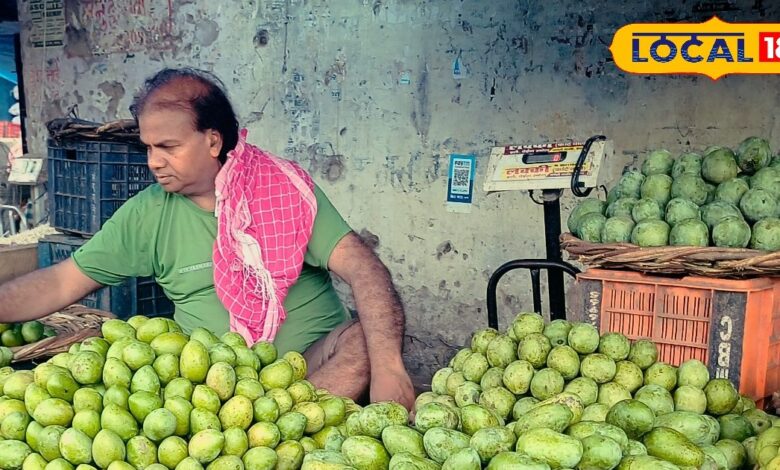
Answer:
[{"xmin": 610, "ymin": 17, "xmax": 780, "ymax": 79}]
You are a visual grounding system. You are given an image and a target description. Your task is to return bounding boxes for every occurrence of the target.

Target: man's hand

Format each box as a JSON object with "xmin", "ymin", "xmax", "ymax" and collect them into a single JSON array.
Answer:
[{"xmin": 370, "ymin": 361, "xmax": 416, "ymax": 411}]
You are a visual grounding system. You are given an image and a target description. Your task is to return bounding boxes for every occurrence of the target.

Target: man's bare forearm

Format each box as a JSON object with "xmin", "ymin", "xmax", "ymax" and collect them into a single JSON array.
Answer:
[
  {"xmin": 0, "ymin": 259, "xmax": 101, "ymax": 322},
  {"xmin": 349, "ymin": 257, "xmax": 406, "ymax": 366}
]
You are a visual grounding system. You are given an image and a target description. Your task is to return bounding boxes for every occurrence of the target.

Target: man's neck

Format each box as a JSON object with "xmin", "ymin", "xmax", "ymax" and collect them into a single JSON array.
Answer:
[{"xmin": 188, "ymin": 192, "xmax": 217, "ymax": 212}]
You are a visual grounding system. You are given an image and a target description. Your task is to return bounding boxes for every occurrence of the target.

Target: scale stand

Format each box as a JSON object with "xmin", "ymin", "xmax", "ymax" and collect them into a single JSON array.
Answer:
[
  {"xmin": 540, "ymin": 189, "xmax": 566, "ymax": 316},
  {"xmin": 483, "ymin": 136, "xmax": 625, "ymax": 319}
]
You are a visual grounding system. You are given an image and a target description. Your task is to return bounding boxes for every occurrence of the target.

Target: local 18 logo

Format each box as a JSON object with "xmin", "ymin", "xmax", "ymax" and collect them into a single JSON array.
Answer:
[{"xmin": 610, "ymin": 17, "xmax": 780, "ymax": 79}]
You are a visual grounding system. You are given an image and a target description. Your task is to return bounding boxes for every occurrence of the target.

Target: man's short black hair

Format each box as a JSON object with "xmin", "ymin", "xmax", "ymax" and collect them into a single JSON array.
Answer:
[{"xmin": 130, "ymin": 67, "xmax": 239, "ymax": 164}]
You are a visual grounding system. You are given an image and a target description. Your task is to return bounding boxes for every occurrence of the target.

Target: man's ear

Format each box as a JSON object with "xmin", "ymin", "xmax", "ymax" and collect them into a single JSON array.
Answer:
[{"xmin": 208, "ymin": 130, "xmax": 223, "ymax": 159}]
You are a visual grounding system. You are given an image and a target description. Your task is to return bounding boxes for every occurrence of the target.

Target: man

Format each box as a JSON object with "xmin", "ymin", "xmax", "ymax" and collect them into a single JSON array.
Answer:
[{"xmin": 0, "ymin": 68, "xmax": 415, "ymax": 409}]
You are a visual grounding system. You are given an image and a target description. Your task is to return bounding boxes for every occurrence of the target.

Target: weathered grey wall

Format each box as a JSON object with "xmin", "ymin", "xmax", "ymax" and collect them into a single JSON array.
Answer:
[{"xmin": 17, "ymin": 0, "xmax": 780, "ymax": 382}]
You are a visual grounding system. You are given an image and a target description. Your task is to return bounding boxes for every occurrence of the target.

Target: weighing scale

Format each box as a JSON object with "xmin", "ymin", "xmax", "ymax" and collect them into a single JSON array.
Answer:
[{"xmin": 483, "ymin": 135, "xmax": 623, "ymax": 322}]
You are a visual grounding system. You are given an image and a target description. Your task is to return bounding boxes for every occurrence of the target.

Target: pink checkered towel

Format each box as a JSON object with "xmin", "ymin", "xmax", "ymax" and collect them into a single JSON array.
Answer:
[{"xmin": 213, "ymin": 129, "xmax": 317, "ymax": 344}]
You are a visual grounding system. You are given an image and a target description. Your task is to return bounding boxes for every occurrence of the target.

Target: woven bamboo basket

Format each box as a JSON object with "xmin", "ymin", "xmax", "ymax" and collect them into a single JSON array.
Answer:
[
  {"xmin": 10, "ymin": 305, "xmax": 115, "ymax": 363},
  {"xmin": 47, "ymin": 116, "xmax": 140, "ymax": 144},
  {"xmin": 561, "ymin": 233, "xmax": 780, "ymax": 278}
]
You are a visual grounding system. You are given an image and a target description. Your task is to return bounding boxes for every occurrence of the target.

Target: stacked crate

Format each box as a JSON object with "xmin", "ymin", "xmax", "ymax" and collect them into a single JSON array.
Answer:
[{"xmin": 43, "ymin": 139, "xmax": 173, "ymax": 319}]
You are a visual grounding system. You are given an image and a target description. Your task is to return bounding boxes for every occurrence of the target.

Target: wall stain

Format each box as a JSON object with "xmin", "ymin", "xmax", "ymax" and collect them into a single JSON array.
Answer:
[
  {"xmin": 42, "ymin": 95, "xmax": 65, "ymax": 123},
  {"xmin": 411, "ymin": 65, "xmax": 430, "ymax": 143},
  {"xmin": 98, "ymin": 81, "xmax": 126, "ymax": 119},
  {"xmin": 63, "ymin": 25, "xmax": 92, "ymax": 59},
  {"xmin": 359, "ymin": 228, "xmax": 380, "ymax": 249},
  {"xmin": 324, "ymin": 154, "xmax": 345, "ymax": 181},
  {"xmin": 324, "ymin": 51, "xmax": 348, "ymax": 85},
  {"xmin": 435, "ymin": 240, "xmax": 455, "ymax": 260},
  {"xmin": 195, "ymin": 19, "xmax": 220, "ymax": 47},
  {"xmin": 303, "ymin": 143, "xmax": 346, "ymax": 182}
]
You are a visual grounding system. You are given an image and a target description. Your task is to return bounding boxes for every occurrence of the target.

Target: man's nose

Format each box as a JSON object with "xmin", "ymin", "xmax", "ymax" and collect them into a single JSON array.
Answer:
[{"xmin": 147, "ymin": 148, "xmax": 165, "ymax": 170}]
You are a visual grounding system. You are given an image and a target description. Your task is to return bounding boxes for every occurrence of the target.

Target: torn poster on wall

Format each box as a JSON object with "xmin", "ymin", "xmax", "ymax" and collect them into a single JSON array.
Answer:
[
  {"xmin": 80, "ymin": 0, "xmax": 176, "ymax": 54},
  {"xmin": 29, "ymin": 0, "xmax": 66, "ymax": 48},
  {"xmin": 446, "ymin": 153, "xmax": 476, "ymax": 213}
]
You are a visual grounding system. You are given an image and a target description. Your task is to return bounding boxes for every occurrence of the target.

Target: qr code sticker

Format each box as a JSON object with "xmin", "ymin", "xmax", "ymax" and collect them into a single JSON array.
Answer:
[{"xmin": 451, "ymin": 161, "xmax": 471, "ymax": 194}]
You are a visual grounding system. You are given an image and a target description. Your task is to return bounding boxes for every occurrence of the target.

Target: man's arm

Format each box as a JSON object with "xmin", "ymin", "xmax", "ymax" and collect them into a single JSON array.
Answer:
[
  {"xmin": 0, "ymin": 259, "xmax": 102, "ymax": 323},
  {"xmin": 328, "ymin": 232, "xmax": 415, "ymax": 409}
]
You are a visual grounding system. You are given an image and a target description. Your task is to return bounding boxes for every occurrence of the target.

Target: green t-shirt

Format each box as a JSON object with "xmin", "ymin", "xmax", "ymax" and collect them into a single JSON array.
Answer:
[{"xmin": 72, "ymin": 183, "xmax": 352, "ymax": 355}]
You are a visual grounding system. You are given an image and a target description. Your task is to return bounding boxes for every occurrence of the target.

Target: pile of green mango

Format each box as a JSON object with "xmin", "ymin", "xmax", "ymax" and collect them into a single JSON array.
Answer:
[
  {"xmin": 568, "ymin": 137, "xmax": 780, "ymax": 250},
  {"xmin": 1, "ymin": 312, "xmax": 778, "ymax": 470},
  {"xmin": 0, "ymin": 315, "xmax": 370, "ymax": 470},
  {"xmin": 401, "ymin": 312, "xmax": 780, "ymax": 470}
]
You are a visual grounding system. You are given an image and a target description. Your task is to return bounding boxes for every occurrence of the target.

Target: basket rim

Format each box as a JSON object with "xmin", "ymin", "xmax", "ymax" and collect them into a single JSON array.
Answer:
[
  {"xmin": 10, "ymin": 304, "xmax": 115, "ymax": 363},
  {"xmin": 561, "ymin": 232, "xmax": 780, "ymax": 278}
]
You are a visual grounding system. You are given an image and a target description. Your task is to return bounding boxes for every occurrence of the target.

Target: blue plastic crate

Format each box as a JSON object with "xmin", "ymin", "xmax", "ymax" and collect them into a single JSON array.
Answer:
[
  {"xmin": 47, "ymin": 139, "xmax": 154, "ymax": 236},
  {"xmin": 38, "ymin": 234, "xmax": 174, "ymax": 319}
]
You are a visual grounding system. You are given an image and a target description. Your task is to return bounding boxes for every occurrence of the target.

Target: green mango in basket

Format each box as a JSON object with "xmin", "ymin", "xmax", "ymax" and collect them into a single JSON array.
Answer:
[
  {"xmin": 20, "ymin": 321, "xmax": 44, "ymax": 344},
  {"xmin": 2, "ymin": 328, "xmax": 24, "ymax": 347},
  {"xmin": 0, "ymin": 346, "xmax": 14, "ymax": 368}
]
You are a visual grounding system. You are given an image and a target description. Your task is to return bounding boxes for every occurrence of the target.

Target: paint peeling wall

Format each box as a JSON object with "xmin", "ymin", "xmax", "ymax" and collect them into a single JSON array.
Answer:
[{"xmin": 17, "ymin": 0, "xmax": 780, "ymax": 381}]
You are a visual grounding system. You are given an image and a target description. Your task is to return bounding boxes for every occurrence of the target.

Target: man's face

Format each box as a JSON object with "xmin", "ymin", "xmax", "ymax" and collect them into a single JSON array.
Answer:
[{"xmin": 138, "ymin": 107, "xmax": 222, "ymax": 198}]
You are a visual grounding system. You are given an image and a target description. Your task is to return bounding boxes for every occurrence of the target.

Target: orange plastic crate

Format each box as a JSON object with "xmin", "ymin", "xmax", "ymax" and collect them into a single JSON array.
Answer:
[{"xmin": 576, "ymin": 268, "xmax": 780, "ymax": 404}]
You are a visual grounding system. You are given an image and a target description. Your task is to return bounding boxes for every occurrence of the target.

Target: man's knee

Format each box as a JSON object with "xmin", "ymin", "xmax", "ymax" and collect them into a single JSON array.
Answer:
[
  {"xmin": 339, "ymin": 321, "xmax": 369, "ymax": 369},
  {"xmin": 341, "ymin": 321, "xmax": 368, "ymax": 353}
]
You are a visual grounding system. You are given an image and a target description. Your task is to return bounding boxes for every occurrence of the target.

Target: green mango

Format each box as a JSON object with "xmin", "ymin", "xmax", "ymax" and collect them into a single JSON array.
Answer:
[
  {"xmin": 381, "ymin": 425, "xmax": 425, "ymax": 458},
  {"xmin": 643, "ymin": 427, "xmax": 704, "ymax": 467},
  {"xmin": 513, "ymin": 403, "xmax": 572, "ymax": 435},
  {"xmin": 341, "ymin": 436, "xmax": 390, "ymax": 470},
  {"xmin": 469, "ymin": 426, "xmax": 516, "ymax": 464},
  {"xmin": 515, "ymin": 428, "xmax": 584, "ymax": 469}
]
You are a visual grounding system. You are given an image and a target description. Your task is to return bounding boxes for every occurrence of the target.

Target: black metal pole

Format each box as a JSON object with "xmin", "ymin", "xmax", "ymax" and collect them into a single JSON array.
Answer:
[{"xmin": 542, "ymin": 189, "xmax": 566, "ymax": 319}]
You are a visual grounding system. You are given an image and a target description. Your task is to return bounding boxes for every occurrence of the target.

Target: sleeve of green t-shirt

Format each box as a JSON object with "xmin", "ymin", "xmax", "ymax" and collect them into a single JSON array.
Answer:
[
  {"xmin": 304, "ymin": 184, "xmax": 353, "ymax": 269},
  {"xmin": 71, "ymin": 189, "xmax": 156, "ymax": 286}
]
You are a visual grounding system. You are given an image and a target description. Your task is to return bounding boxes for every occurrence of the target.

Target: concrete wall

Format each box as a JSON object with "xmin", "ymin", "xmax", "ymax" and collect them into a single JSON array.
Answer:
[{"xmin": 17, "ymin": 0, "xmax": 780, "ymax": 382}]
